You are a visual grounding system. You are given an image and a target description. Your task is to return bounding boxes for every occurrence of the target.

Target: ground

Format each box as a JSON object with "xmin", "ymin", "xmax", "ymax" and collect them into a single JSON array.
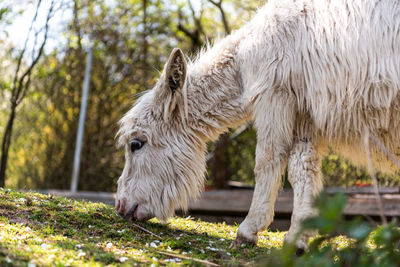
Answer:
[
  {"xmin": 2, "ymin": 188, "xmax": 393, "ymax": 266},
  {"xmin": 0, "ymin": 188, "xmax": 286, "ymax": 266}
]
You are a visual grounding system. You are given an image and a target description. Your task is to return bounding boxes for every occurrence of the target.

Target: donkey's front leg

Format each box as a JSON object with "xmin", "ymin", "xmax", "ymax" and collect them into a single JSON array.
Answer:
[
  {"xmin": 234, "ymin": 155, "xmax": 288, "ymax": 245},
  {"xmin": 233, "ymin": 92, "xmax": 295, "ymax": 246},
  {"xmin": 284, "ymin": 140, "xmax": 323, "ymax": 252}
]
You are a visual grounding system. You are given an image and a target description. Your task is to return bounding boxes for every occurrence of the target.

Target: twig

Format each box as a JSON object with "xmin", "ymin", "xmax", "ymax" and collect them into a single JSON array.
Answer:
[
  {"xmin": 131, "ymin": 222, "xmax": 162, "ymax": 239},
  {"xmin": 206, "ymin": 123, "xmax": 251, "ymax": 163},
  {"xmin": 369, "ymin": 134, "xmax": 400, "ymax": 168},
  {"xmin": 158, "ymin": 251, "xmax": 220, "ymax": 266},
  {"xmin": 364, "ymin": 131, "xmax": 387, "ymax": 224},
  {"xmin": 362, "ymin": 214, "xmax": 378, "ymax": 227},
  {"xmin": 11, "ymin": 0, "xmax": 42, "ymax": 92},
  {"xmin": 207, "ymin": 0, "xmax": 230, "ymax": 34}
]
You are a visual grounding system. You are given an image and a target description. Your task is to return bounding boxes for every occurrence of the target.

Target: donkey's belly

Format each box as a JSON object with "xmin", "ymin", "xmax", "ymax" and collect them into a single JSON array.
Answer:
[
  {"xmin": 313, "ymin": 99, "xmax": 400, "ymax": 173},
  {"xmin": 315, "ymin": 126, "xmax": 400, "ymax": 173}
]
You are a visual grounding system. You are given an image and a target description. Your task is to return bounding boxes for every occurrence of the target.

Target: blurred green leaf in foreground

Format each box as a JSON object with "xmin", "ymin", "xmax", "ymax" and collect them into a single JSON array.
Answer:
[{"xmin": 262, "ymin": 192, "xmax": 400, "ymax": 267}]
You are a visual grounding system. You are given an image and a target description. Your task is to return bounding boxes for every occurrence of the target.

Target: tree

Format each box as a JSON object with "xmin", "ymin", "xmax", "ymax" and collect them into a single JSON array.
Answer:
[
  {"xmin": 177, "ymin": 0, "xmax": 205, "ymax": 52},
  {"xmin": 207, "ymin": 0, "xmax": 230, "ymax": 34},
  {"xmin": 5, "ymin": 0, "xmax": 268, "ymax": 191},
  {"xmin": 0, "ymin": 0, "xmax": 55, "ymax": 187},
  {"xmin": 7, "ymin": 0, "xmax": 180, "ymax": 190},
  {"xmin": 205, "ymin": 0, "xmax": 231, "ymax": 189}
]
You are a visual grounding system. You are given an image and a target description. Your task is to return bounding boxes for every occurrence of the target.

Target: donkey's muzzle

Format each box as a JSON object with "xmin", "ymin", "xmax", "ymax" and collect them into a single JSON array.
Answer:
[
  {"xmin": 123, "ymin": 204, "xmax": 138, "ymax": 222},
  {"xmin": 116, "ymin": 198, "xmax": 141, "ymax": 222},
  {"xmin": 116, "ymin": 198, "xmax": 126, "ymax": 216}
]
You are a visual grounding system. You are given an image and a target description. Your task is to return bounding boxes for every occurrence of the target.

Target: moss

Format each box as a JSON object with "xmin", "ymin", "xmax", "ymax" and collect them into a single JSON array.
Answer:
[
  {"xmin": 3, "ymin": 188, "xmax": 394, "ymax": 266},
  {"xmin": 0, "ymin": 188, "xmax": 285, "ymax": 266}
]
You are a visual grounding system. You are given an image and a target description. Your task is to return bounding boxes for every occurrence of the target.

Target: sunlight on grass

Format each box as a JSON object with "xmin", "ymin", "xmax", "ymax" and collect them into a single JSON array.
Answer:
[
  {"xmin": 0, "ymin": 188, "xmax": 284, "ymax": 266},
  {"xmin": 3, "ymin": 188, "xmax": 390, "ymax": 266}
]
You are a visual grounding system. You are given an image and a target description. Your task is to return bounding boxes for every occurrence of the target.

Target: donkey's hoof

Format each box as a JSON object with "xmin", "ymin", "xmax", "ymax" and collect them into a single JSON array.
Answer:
[
  {"xmin": 230, "ymin": 233, "xmax": 257, "ymax": 248},
  {"xmin": 295, "ymin": 247, "xmax": 305, "ymax": 256},
  {"xmin": 293, "ymin": 239, "xmax": 307, "ymax": 256},
  {"xmin": 284, "ymin": 232, "xmax": 309, "ymax": 256}
]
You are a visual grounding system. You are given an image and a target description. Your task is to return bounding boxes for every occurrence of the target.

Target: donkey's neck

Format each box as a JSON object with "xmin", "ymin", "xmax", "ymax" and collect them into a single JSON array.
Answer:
[{"xmin": 185, "ymin": 33, "xmax": 250, "ymax": 141}]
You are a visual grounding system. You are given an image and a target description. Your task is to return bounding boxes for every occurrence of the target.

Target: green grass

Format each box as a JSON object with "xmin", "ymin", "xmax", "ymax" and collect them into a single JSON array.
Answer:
[{"xmin": 0, "ymin": 188, "xmax": 286, "ymax": 266}]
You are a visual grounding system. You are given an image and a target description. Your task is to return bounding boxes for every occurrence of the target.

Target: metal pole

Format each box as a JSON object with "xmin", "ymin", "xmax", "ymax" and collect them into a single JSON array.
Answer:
[{"xmin": 70, "ymin": 46, "xmax": 93, "ymax": 192}]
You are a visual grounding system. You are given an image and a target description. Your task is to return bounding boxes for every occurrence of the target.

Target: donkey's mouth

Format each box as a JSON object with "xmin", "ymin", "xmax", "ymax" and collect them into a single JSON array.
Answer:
[{"xmin": 123, "ymin": 203, "xmax": 138, "ymax": 222}]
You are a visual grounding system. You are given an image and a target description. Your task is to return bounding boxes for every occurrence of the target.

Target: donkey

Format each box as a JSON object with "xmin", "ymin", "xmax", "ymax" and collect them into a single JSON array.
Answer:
[{"xmin": 116, "ymin": 0, "xmax": 400, "ymax": 250}]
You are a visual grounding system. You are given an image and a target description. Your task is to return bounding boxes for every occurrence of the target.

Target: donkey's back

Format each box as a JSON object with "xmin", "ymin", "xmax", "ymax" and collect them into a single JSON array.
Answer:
[{"xmin": 241, "ymin": 0, "xmax": 400, "ymax": 170}]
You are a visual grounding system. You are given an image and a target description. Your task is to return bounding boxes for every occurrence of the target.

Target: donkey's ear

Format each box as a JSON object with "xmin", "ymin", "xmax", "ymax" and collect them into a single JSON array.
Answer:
[{"xmin": 163, "ymin": 48, "xmax": 187, "ymax": 92}]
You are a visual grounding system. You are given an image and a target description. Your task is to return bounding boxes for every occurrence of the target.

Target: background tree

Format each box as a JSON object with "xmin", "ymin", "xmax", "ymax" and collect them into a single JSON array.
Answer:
[
  {"xmin": 2, "ymin": 0, "xmax": 399, "ymax": 191},
  {"xmin": 205, "ymin": 0, "xmax": 231, "ymax": 189},
  {"xmin": 0, "ymin": 0, "xmax": 56, "ymax": 187}
]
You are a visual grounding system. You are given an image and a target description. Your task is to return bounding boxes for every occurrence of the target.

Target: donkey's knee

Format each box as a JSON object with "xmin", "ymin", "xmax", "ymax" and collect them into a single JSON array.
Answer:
[
  {"xmin": 288, "ymin": 141, "xmax": 321, "ymax": 187},
  {"xmin": 288, "ymin": 140, "xmax": 322, "ymax": 204},
  {"xmin": 286, "ymin": 140, "xmax": 323, "ymax": 249}
]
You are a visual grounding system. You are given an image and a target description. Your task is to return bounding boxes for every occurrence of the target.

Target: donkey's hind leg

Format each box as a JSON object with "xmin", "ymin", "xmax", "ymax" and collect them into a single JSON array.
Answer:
[{"xmin": 285, "ymin": 139, "xmax": 323, "ymax": 253}]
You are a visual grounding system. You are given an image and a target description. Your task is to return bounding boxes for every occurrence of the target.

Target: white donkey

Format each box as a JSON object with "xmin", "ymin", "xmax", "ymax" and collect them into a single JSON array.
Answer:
[{"xmin": 116, "ymin": 0, "xmax": 400, "ymax": 251}]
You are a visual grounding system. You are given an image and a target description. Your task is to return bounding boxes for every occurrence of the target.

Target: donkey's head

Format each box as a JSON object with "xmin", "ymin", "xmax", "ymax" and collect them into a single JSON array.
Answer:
[{"xmin": 116, "ymin": 48, "xmax": 206, "ymax": 222}]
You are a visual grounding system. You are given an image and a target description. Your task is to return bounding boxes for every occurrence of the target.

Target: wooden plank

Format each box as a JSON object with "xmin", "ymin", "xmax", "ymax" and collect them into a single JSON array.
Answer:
[
  {"xmin": 324, "ymin": 186, "xmax": 399, "ymax": 194},
  {"xmin": 189, "ymin": 190, "xmax": 254, "ymax": 214},
  {"xmin": 343, "ymin": 194, "xmax": 400, "ymax": 216},
  {"xmin": 189, "ymin": 190, "xmax": 294, "ymax": 214},
  {"xmin": 189, "ymin": 190, "xmax": 400, "ymax": 217},
  {"xmin": 32, "ymin": 189, "xmax": 400, "ymax": 217},
  {"xmin": 228, "ymin": 182, "xmax": 400, "ymax": 194}
]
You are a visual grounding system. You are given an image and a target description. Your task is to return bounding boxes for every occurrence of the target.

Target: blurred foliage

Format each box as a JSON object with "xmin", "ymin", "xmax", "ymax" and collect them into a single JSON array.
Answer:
[
  {"xmin": 1, "ymin": 0, "xmax": 399, "ymax": 190},
  {"xmin": 321, "ymin": 153, "xmax": 400, "ymax": 187},
  {"xmin": 227, "ymin": 127, "xmax": 257, "ymax": 184},
  {"xmin": 226, "ymin": 126, "xmax": 400, "ymax": 187},
  {"xmin": 262, "ymin": 192, "xmax": 400, "ymax": 266},
  {"xmin": 1, "ymin": 0, "xmax": 265, "ymax": 190}
]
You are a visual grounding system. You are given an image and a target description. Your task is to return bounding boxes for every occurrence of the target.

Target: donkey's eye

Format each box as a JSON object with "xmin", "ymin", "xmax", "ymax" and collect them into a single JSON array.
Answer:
[{"xmin": 130, "ymin": 139, "xmax": 145, "ymax": 153}]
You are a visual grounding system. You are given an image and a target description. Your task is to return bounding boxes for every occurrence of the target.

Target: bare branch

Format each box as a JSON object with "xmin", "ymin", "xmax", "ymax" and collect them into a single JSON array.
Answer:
[
  {"xmin": 206, "ymin": 123, "xmax": 251, "ymax": 163},
  {"xmin": 187, "ymin": 0, "xmax": 196, "ymax": 20},
  {"xmin": 157, "ymin": 251, "xmax": 219, "ymax": 266},
  {"xmin": 11, "ymin": 0, "xmax": 42, "ymax": 103},
  {"xmin": 16, "ymin": 0, "xmax": 56, "ymax": 104},
  {"xmin": 207, "ymin": 0, "xmax": 221, "ymax": 5},
  {"xmin": 369, "ymin": 134, "xmax": 400, "ymax": 168},
  {"xmin": 0, "ymin": 0, "xmax": 56, "ymax": 186},
  {"xmin": 130, "ymin": 222, "xmax": 162, "ymax": 240},
  {"xmin": 207, "ymin": 0, "xmax": 230, "ymax": 35},
  {"xmin": 177, "ymin": 2, "xmax": 203, "ymax": 51},
  {"xmin": 364, "ymin": 131, "xmax": 387, "ymax": 225}
]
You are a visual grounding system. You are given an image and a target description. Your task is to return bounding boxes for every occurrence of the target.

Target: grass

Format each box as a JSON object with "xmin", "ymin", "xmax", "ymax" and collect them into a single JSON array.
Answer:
[{"xmin": 0, "ymin": 188, "xmax": 286, "ymax": 266}]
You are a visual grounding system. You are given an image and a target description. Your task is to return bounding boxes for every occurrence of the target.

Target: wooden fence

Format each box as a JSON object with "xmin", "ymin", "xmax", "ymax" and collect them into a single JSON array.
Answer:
[{"xmin": 36, "ymin": 187, "xmax": 400, "ymax": 230}]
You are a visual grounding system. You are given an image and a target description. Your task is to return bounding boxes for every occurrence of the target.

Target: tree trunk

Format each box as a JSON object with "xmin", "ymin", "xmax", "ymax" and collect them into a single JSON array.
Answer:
[
  {"xmin": 0, "ymin": 105, "xmax": 16, "ymax": 187},
  {"xmin": 0, "ymin": 0, "xmax": 53, "ymax": 187},
  {"xmin": 208, "ymin": 1, "xmax": 231, "ymax": 189},
  {"xmin": 176, "ymin": 1, "xmax": 232, "ymax": 188},
  {"xmin": 209, "ymin": 132, "xmax": 231, "ymax": 189}
]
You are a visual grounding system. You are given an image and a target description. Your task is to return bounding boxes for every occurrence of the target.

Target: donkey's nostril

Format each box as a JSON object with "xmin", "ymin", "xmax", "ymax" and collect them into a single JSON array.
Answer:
[
  {"xmin": 116, "ymin": 198, "xmax": 127, "ymax": 216},
  {"xmin": 123, "ymin": 204, "xmax": 138, "ymax": 222},
  {"xmin": 116, "ymin": 199, "xmax": 121, "ymax": 210}
]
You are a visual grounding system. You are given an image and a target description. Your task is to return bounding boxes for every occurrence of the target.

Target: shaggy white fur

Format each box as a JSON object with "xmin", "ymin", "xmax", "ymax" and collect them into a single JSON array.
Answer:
[{"xmin": 117, "ymin": 0, "xmax": 400, "ymax": 249}]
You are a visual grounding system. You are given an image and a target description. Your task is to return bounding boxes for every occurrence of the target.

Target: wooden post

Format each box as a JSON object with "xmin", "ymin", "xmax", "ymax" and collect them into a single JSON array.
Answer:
[{"xmin": 70, "ymin": 46, "xmax": 93, "ymax": 193}]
